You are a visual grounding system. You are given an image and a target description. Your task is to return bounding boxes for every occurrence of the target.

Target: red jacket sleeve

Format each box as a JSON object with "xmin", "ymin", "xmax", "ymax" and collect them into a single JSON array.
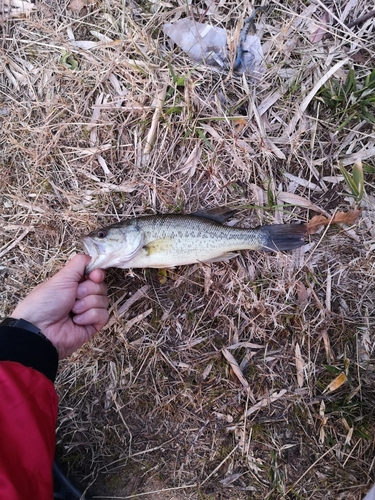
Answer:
[{"xmin": 0, "ymin": 361, "xmax": 58, "ymax": 500}]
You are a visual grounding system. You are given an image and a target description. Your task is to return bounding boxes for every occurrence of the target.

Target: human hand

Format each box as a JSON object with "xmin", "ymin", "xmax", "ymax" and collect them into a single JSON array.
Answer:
[{"xmin": 12, "ymin": 254, "xmax": 109, "ymax": 359}]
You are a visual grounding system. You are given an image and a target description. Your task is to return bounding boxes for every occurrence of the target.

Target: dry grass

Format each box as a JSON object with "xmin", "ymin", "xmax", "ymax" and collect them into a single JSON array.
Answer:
[{"xmin": 1, "ymin": 0, "xmax": 375, "ymax": 498}]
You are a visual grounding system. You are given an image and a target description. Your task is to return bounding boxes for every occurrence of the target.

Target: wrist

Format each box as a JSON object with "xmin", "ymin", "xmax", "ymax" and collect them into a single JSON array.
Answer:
[
  {"xmin": 1, "ymin": 317, "xmax": 49, "ymax": 341},
  {"xmin": 1, "ymin": 316, "xmax": 60, "ymax": 356},
  {"xmin": 0, "ymin": 318, "xmax": 59, "ymax": 382},
  {"xmin": 11, "ymin": 305, "xmax": 42, "ymax": 331}
]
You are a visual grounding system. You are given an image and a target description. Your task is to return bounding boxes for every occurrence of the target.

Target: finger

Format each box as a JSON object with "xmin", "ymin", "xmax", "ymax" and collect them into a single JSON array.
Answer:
[
  {"xmin": 76, "ymin": 280, "xmax": 107, "ymax": 300},
  {"xmin": 73, "ymin": 307, "xmax": 109, "ymax": 330},
  {"xmin": 88, "ymin": 268, "xmax": 106, "ymax": 283},
  {"xmin": 72, "ymin": 294, "xmax": 109, "ymax": 314},
  {"xmin": 53, "ymin": 254, "xmax": 91, "ymax": 284}
]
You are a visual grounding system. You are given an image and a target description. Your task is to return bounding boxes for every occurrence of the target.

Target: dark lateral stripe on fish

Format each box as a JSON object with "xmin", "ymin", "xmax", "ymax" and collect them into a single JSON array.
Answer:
[{"xmin": 259, "ymin": 224, "xmax": 306, "ymax": 252}]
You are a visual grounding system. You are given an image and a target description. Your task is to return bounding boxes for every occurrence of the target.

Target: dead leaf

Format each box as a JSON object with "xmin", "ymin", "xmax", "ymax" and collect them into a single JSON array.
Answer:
[
  {"xmin": 201, "ymin": 123, "xmax": 221, "ymax": 140},
  {"xmin": 306, "ymin": 210, "xmax": 362, "ymax": 235},
  {"xmin": 116, "ymin": 285, "xmax": 149, "ymax": 315},
  {"xmin": 213, "ymin": 412, "xmax": 233, "ymax": 423},
  {"xmin": 340, "ymin": 145, "xmax": 375, "ymax": 166},
  {"xmin": 91, "ymin": 31, "xmax": 113, "ymax": 43},
  {"xmin": 70, "ymin": 41, "xmax": 99, "ymax": 49},
  {"xmin": 226, "ymin": 342, "xmax": 264, "ymax": 350},
  {"xmin": 124, "ymin": 308, "xmax": 152, "ymax": 333},
  {"xmin": 319, "ymin": 400, "xmax": 327, "ymax": 444},
  {"xmin": 295, "ymin": 343, "xmax": 305, "ymax": 388},
  {"xmin": 143, "ymin": 84, "xmax": 168, "ymax": 158},
  {"xmin": 331, "ymin": 210, "xmax": 363, "ymax": 225},
  {"xmin": 220, "ymin": 473, "xmax": 242, "ymax": 486},
  {"xmin": 97, "ymin": 155, "xmax": 113, "ymax": 177},
  {"xmin": 277, "ymin": 192, "xmax": 326, "ymax": 214},
  {"xmin": 242, "ymin": 390, "xmax": 287, "ymax": 418},
  {"xmin": 319, "ymin": 400, "xmax": 325, "ymax": 418},
  {"xmin": 68, "ymin": 0, "xmax": 88, "ymax": 12},
  {"xmin": 321, "ymin": 330, "xmax": 334, "ymax": 363},
  {"xmin": 309, "ymin": 12, "xmax": 331, "ymax": 44},
  {"xmin": 202, "ymin": 264, "xmax": 212, "ymax": 295},
  {"xmin": 296, "ymin": 281, "xmax": 309, "ymax": 306},
  {"xmin": 323, "ymin": 372, "xmax": 347, "ymax": 393},
  {"xmin": 264, "ymin": 137, "xmax": 286, "ymax": 160},
  {"xmin": 233, "ymin": 118, "xmax": 247, "ymax": 134},
  {"xmin": 345, "ymin": 426, "xmax": 354, "ymax": 446},
  {"xmin": 158, "ymin": 269, "xmax": 167, "ymax": 285},
  {"xmin": 305, "ymin": 215, "xmax": 329, "ymax": 234},
  {"xmin": 179, "ymin": 144, "xmax": 201, "ymax": 177},
  {"xmin": 202, "ymin": 363, "xmax": 213, "ymax": 380},
  {"xmin": 222, "ymin": 348, "xmax": 249, "ymax": 390},
  {"xmin": 2, "ymin": 0, "xmax": 35, "ymax": 17}
]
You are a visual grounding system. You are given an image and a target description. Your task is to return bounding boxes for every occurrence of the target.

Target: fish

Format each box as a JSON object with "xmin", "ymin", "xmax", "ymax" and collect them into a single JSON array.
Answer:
[{"xmin": 82, "ymin": 209, "xmax": 306, "ymax": 274}]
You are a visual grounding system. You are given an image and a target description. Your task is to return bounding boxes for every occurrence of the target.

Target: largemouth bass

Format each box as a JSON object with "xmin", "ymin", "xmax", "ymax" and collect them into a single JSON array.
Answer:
[{"xmin": 82, "ymin": 210, "xmax": 306, "ymax": 274}]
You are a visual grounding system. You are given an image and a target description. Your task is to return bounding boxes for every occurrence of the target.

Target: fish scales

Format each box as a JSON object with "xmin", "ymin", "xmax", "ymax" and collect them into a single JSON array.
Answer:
[
  {"xmin": 82, "ymin": 212, "xmax": 306, "ymax": 273},
  {"xmin": 134, "ymin": 215, "xmax": 267, "ymax": 260}
]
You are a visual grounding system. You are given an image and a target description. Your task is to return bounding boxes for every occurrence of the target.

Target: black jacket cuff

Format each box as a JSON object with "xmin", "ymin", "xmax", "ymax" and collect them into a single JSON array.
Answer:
[{"xmin": 0, "ymin": 326, "xmax": 58, "ymax": 382}]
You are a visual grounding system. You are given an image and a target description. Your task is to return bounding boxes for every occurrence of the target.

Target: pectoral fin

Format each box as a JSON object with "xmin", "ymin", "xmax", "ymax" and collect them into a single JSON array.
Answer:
[
  {"xmin": 205, "ymin": 252, "xmax": 238, "ymax": 263},
  {"xmin": 144, "ymin": 237, "xmax": 174, "ymax": 255}
]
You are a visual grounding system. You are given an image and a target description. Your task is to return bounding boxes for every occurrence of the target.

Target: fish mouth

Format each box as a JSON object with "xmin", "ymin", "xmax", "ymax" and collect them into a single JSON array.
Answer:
[
  {"xmin": 81, "ymin": 233, "xmax": 144, "ymax": 274},
  {"xmin": 82, "ymin": 237, "xmax": 101, "ymax": 274}
]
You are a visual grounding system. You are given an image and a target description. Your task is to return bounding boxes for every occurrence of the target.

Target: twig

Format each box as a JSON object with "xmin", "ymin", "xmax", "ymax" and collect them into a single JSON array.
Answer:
[
  {"xmin": 200, "ymin": 444, "xmax": 239, "ymax": 485},
  {"xmin": 104, "ymin": 285, "xmax": 150, "ymax": 329},
  {"xmin": 0, "ymin": 228, "xmax": 34, "ymax": 259},
  {"xmin": 347, "ymin": 10, "xmax": 375, "ymax": 28}
]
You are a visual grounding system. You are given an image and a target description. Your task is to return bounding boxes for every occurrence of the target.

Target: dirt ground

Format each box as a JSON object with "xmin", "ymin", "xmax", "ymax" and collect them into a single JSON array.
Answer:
[{"xmin": 1, "ymin": 0, "xmax": 375, "ymax": 498}]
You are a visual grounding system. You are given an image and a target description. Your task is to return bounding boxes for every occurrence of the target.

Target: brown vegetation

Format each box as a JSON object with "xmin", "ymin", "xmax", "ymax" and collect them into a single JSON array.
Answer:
[{"xmin": 1, "ymin": 0, "xmax": 375, "ymax": 498}]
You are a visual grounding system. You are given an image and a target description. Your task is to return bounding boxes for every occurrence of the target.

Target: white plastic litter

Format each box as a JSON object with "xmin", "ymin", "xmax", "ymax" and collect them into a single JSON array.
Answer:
[
  {"xmin": 363, "ymin": 484, "xmax": 375, "ymax": 500},
  {"xmin": 163, "ymin": 19, "xmax": 265, "ymax": 77}
]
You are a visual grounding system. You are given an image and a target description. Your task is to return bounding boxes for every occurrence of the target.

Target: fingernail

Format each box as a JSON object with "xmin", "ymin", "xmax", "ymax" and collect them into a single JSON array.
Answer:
[
  {"xmin": 73, "ymin": 314, "xmax": 83, "ymax": 324},
  {"xmin": 74, "ymin": 301, "xmax": 83, "ymax": 313}
]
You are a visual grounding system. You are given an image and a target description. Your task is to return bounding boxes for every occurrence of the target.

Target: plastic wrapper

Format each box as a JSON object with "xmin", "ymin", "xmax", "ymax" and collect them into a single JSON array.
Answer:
[
  {"xmin": 363, "ymin": 485, "xmax": 375, "ymax": 500},
  {"xmin": 163, "ymin": 19, "xmax": 265, "ymax": 77}
]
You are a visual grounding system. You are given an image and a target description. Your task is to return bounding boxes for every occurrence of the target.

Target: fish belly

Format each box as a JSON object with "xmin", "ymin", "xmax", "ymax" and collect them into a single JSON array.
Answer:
[{"xmin": 121, "ymin": 232, "xmax": 255, "ymax": 269}]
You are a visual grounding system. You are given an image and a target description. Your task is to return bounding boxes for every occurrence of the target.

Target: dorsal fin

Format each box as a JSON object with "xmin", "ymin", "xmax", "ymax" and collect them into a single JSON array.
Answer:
[{"xmin": 191, "ymin": 207, "xmax": 237, "ymax": 224}]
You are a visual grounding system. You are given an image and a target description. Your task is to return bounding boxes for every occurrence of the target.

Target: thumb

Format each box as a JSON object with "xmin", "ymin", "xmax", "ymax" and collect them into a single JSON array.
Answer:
[{"xmin": 53, "ymin": 254, "xmax": 91, "ymax": 283}]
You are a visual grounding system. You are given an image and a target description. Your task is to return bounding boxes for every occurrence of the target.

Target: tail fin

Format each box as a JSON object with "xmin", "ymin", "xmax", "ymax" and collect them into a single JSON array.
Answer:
[{"xmin": 260, "ymin": 224, "xmax": 306, "ymax": 252}]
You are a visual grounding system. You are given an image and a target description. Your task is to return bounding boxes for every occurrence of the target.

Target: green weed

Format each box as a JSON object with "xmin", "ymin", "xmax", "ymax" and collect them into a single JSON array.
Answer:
[
  {"xmin": 338, "ymin": 160, "xmax": 365, "ymax": 203},
  {"xmin": 318, "ymin": 68, "xmax": 375, "ymax": 131}
]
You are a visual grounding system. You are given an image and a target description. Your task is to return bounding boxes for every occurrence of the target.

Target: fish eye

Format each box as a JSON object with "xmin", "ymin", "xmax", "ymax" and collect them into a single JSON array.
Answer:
[{"xmin": 97, "ymin": 230, "xmax": 107, "ymax": 239}]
